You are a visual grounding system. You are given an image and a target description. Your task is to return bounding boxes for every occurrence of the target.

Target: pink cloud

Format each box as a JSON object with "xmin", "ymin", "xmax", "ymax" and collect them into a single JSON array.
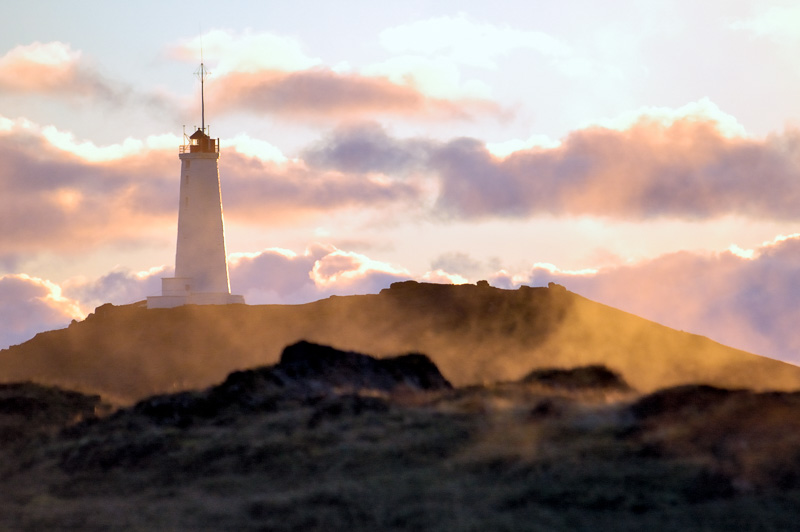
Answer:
[
  {"xmin": 221, "ymin": 150, "xmax": 423, "ymax": 223},
  {"xmin": 62, "ymin": 267, "xmax": 167, "ymax": 311},
  {"xmin": 10, "ymin": 112, "xmax": 800, "ymax": 264},
  {"xmin": 0, "ymin": 274, "xmax": 83, "ymax": 349},
  {"xmin": 227, "ymin": 246, "xmax": 324, "ymax": 304},
  {"xmin": 0, "ymin": 121, "xmax": 424, "ymax": 255},
  {"xmin": 0, "ymin": 42, "xmax": 80, "ymax": 92},
  {"xmin": 0, "ymin": 41, "xmax": 120, "ymax": 102},
  {"xmin": 302, "ymin": 121, "xmax": 433, "ymax": 175},
  {"xmin": 309, "ymin": 248, "xmax": 408, "ymax": 290},
  {"xmin": 169, "ymin": 29, "xmax": 321, "ymax": 75},
  {"xmin": 228, "ymin": 245, "xmax": 410, "ymax": 303},
  {"xmin": 299, "ymin": 117, "xmax": 800, "ymax": 221},
  {"xmin": 432, "ymin": 119, "xmax": 800, "ymax": 220},
  {"xmin": 207, "ymin": 68, "xmax": 498, "ymax": 120},
  {"xmin": 0, "ymin": 129, "xmax": 176, "ymax": 253}
]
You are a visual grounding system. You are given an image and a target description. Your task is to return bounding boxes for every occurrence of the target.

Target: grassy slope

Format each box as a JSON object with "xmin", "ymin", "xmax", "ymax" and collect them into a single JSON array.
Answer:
[
  {"xmin": 4, "ymin": 376, "xmax": 800, "ymax": 531},
  {"xmin": 1, "ymin": 281, "xmax": 799, "ymax": 403}
]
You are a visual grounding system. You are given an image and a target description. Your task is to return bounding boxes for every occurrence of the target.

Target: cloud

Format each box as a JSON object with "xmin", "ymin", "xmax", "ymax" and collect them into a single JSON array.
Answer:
[
  {"xmin": 431, "ymin": 251, "xmax": 485, "ymax": 279},
  {"xmin": 2, "ymin": 266, "xmax": 171, "ymax": 349},
  {"xmin": 7, "ymin": 101, "xmax": 800, "ymax": 262},
  {"xmin": 171, "ymin": 29, "xmax": 321, "ymax": 75},
  {"xmin": 362, "ymin": 55, "xmax": 492, "ymax": 100},
  {"xmin": 206, "ymin": 68, "xmax": 496, "ymax": 120},
  {"xmin": 0, "ymin": 120, "xmax": 177, "ymax": 253},
  {"xmin": 171, "ymin": 29, "xmax": 500, "ymax": 120},
  {"xmin": 0, "ymin": 41, "xmax": 81, "ymax": 91},
  {"xmin": 731, "ymin": 6, "xmax": 800, "ymax": 43},
  {"xmin": 492, "ymin": 234, "xmax": 800, "ymax": 364},
  {"xmin": 0, "ymin": 274, "xmax": 84, "ymax": 349},
  {"xmin": 63, "ymin": 267, "xmax": 167, "ymax": 311},
  {"xmin": 0, "ymin": 115, "xmax": 427, "ymax": 254},
  {"xmin": 229, "ymin": 244, "xmax": 410, "ymax": 303},
  {"xmin": 222, "ymin": 150, "xmax": 423, "ymax": 223},
  {"xmin": 228, "ymin": 133, "xmax": 287, "ymax": 163},
  {"xmin": 39, "ymin": 126, "xmax": 182, "ymax": 163},
  {"xmin": 0, "ymin": 41, "xmax": 121, "ymax": 102},
  {"xmin": 380, "ymin": 14, "xmax": 570, "ymax": 69},
  {"xmin": 292, "ymin": 102, "xmax": 800, "ymax": 223},
  {"xmin": 485, "ymin": 134, "xmax": 561, "ymax": 158},
  {"xmin": 420, "ymin": 269, "xmax": 469, "ymax": 285},
  {"xmin": 228, "ymin": 247, "xmax": 321, "ymax": 304},
  {"xmin": 310, "ymin": 248, "xmax": 408, "ymax": 290},
  {"xmin": 585, "ymin": 98, "xmax": 748, "ymax": 139},
  {"xmin": 432, "ymin": 115, "xmax": 800, "ymax": 220},
  {"xmin": 302, "ymin": 122, "xmax": 433, "ymax": 175}
]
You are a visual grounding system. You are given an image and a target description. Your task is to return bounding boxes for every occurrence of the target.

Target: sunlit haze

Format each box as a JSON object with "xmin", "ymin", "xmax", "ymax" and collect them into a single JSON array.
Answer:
[{"xmin": 2, "ymin": 1, "xmax": 800, "ymax": 366}]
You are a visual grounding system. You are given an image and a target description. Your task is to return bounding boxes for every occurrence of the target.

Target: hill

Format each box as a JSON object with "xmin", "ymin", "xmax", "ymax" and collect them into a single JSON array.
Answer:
[
  {"xmin": 1, "ymin": 281, "xmax": 799, "ymax": 403},
  {"xmin": 3, "ymin": 341, "xmax": 800, "ymax": 530}
]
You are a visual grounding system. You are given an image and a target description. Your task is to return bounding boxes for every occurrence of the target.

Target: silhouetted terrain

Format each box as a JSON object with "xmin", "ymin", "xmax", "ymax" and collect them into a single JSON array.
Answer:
[
  {"xmin": 3, "ymin": 341, "xmax": 800, "ymax": 531},
  {"xmin": 2, "ymin": 281, "xmax": 799, "ymax": 403},
  {"xmin": 3, "ymin": 282, "xmax": 800, "ymax": 529}
]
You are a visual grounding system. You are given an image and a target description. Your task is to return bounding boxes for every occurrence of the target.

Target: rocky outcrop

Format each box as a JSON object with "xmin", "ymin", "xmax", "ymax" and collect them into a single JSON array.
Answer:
[
  {"xmin": 131, "ymin": 341, "xmax": 450, "ymax": 427},
  {"xmin": 522, "ymin": 365, "xmax": 630, "ymax": 391},
  {"xmin": 0, "ymin": 383, "xmax": 105, "ymax": 445},
  {"xmin": 6, "ymin": 345, "xmax": 800, "ymax": 529},
  {"xmin": 272, "ymin": 340, "xmax": 452, "ymax": 394}
]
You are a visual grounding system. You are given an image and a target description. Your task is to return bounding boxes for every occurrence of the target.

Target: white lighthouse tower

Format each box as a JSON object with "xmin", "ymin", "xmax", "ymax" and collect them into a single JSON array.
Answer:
[{"xmin": 147, "ymin": 62, "xmax": 245, "ymax": 308}]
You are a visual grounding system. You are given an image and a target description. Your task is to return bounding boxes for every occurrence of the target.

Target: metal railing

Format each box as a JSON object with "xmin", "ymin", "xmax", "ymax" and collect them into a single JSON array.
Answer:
[{"xmin": 179, "ymin": 139, "xmax": 220, "ymax": 154}]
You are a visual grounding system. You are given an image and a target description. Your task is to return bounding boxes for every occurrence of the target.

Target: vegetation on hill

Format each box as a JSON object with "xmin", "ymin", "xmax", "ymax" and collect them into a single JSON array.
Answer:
[{"xmin": 2, "ymin": 342, "xmax": 800, "ymax": 530}]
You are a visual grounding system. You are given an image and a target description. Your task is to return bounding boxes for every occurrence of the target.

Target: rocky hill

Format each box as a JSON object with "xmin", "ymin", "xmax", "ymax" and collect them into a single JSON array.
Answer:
[
  {"xmin": 3, "ymin": 341, "xmax": 800, "ymax": 530},
  {"xmin": 2, "ymin": 281, "xmax": 800, "ymax": 403}
]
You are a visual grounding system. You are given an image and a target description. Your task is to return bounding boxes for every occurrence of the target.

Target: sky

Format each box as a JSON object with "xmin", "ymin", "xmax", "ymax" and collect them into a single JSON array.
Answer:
[{"xmin": 2, "ymin": 1, "xmax": 800, "ymax": 367}]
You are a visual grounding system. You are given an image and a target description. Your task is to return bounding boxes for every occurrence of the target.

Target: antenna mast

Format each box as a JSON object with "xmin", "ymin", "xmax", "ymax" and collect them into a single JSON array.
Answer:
[{"xmin": 194, "ymin": 36, "xmax": 209, "ymax": 132}]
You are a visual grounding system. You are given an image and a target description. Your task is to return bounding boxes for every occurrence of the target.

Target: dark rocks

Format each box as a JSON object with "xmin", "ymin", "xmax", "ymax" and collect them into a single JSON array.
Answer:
[
  {"xmin": 210, "ymin": 367, "xmax": 287, "ymax": 410},
  {"xmin": 307, "ymin": 394, "xmax": 390, "ymax": 428},
  {"xmin": 522, "ymin": 365, "xmax": 630, "ymax": 391},
  {"xmin": 132, "ymin": 391, "xmax": 221, "ymax": 427},
  {"xmin": 0, "ymin": 383, "xmax": 105, "ymax": 445},
  {"xmin": 629, "ymin": 384, "xmax": 743, "ymax": 420},
  {"xmin": 276, "ymin": 341, "xmax": 452, "ymax": 394},
  {"xmin": 129, "ymin": 341, "xmax": 451, "ymax": 427}
]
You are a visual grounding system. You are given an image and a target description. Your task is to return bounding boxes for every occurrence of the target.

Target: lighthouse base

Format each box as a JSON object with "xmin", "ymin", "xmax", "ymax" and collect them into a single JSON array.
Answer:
[
  {"xmin": 147, "ymin": 292, "xmax": 245, "ymax": 309},
  {"xmin": 147, "ymin": 276, "xmax": 245, "ymax": 308}
]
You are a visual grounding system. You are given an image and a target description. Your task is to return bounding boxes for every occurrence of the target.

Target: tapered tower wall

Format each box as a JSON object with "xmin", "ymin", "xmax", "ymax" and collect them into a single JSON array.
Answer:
[
  {"xmin": 146, "ymin": 132, "xmax": 245, "ymax": 308},
  {"xmin": 174, "ymin": 151, "xmax": 231, "ymax": 294}
]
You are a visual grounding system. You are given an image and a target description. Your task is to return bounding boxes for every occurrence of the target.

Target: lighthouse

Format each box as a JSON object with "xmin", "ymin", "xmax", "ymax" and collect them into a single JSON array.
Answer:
[{"xmin": 147, "ymin": 62, "xmax": 245, "ymax": 308}]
